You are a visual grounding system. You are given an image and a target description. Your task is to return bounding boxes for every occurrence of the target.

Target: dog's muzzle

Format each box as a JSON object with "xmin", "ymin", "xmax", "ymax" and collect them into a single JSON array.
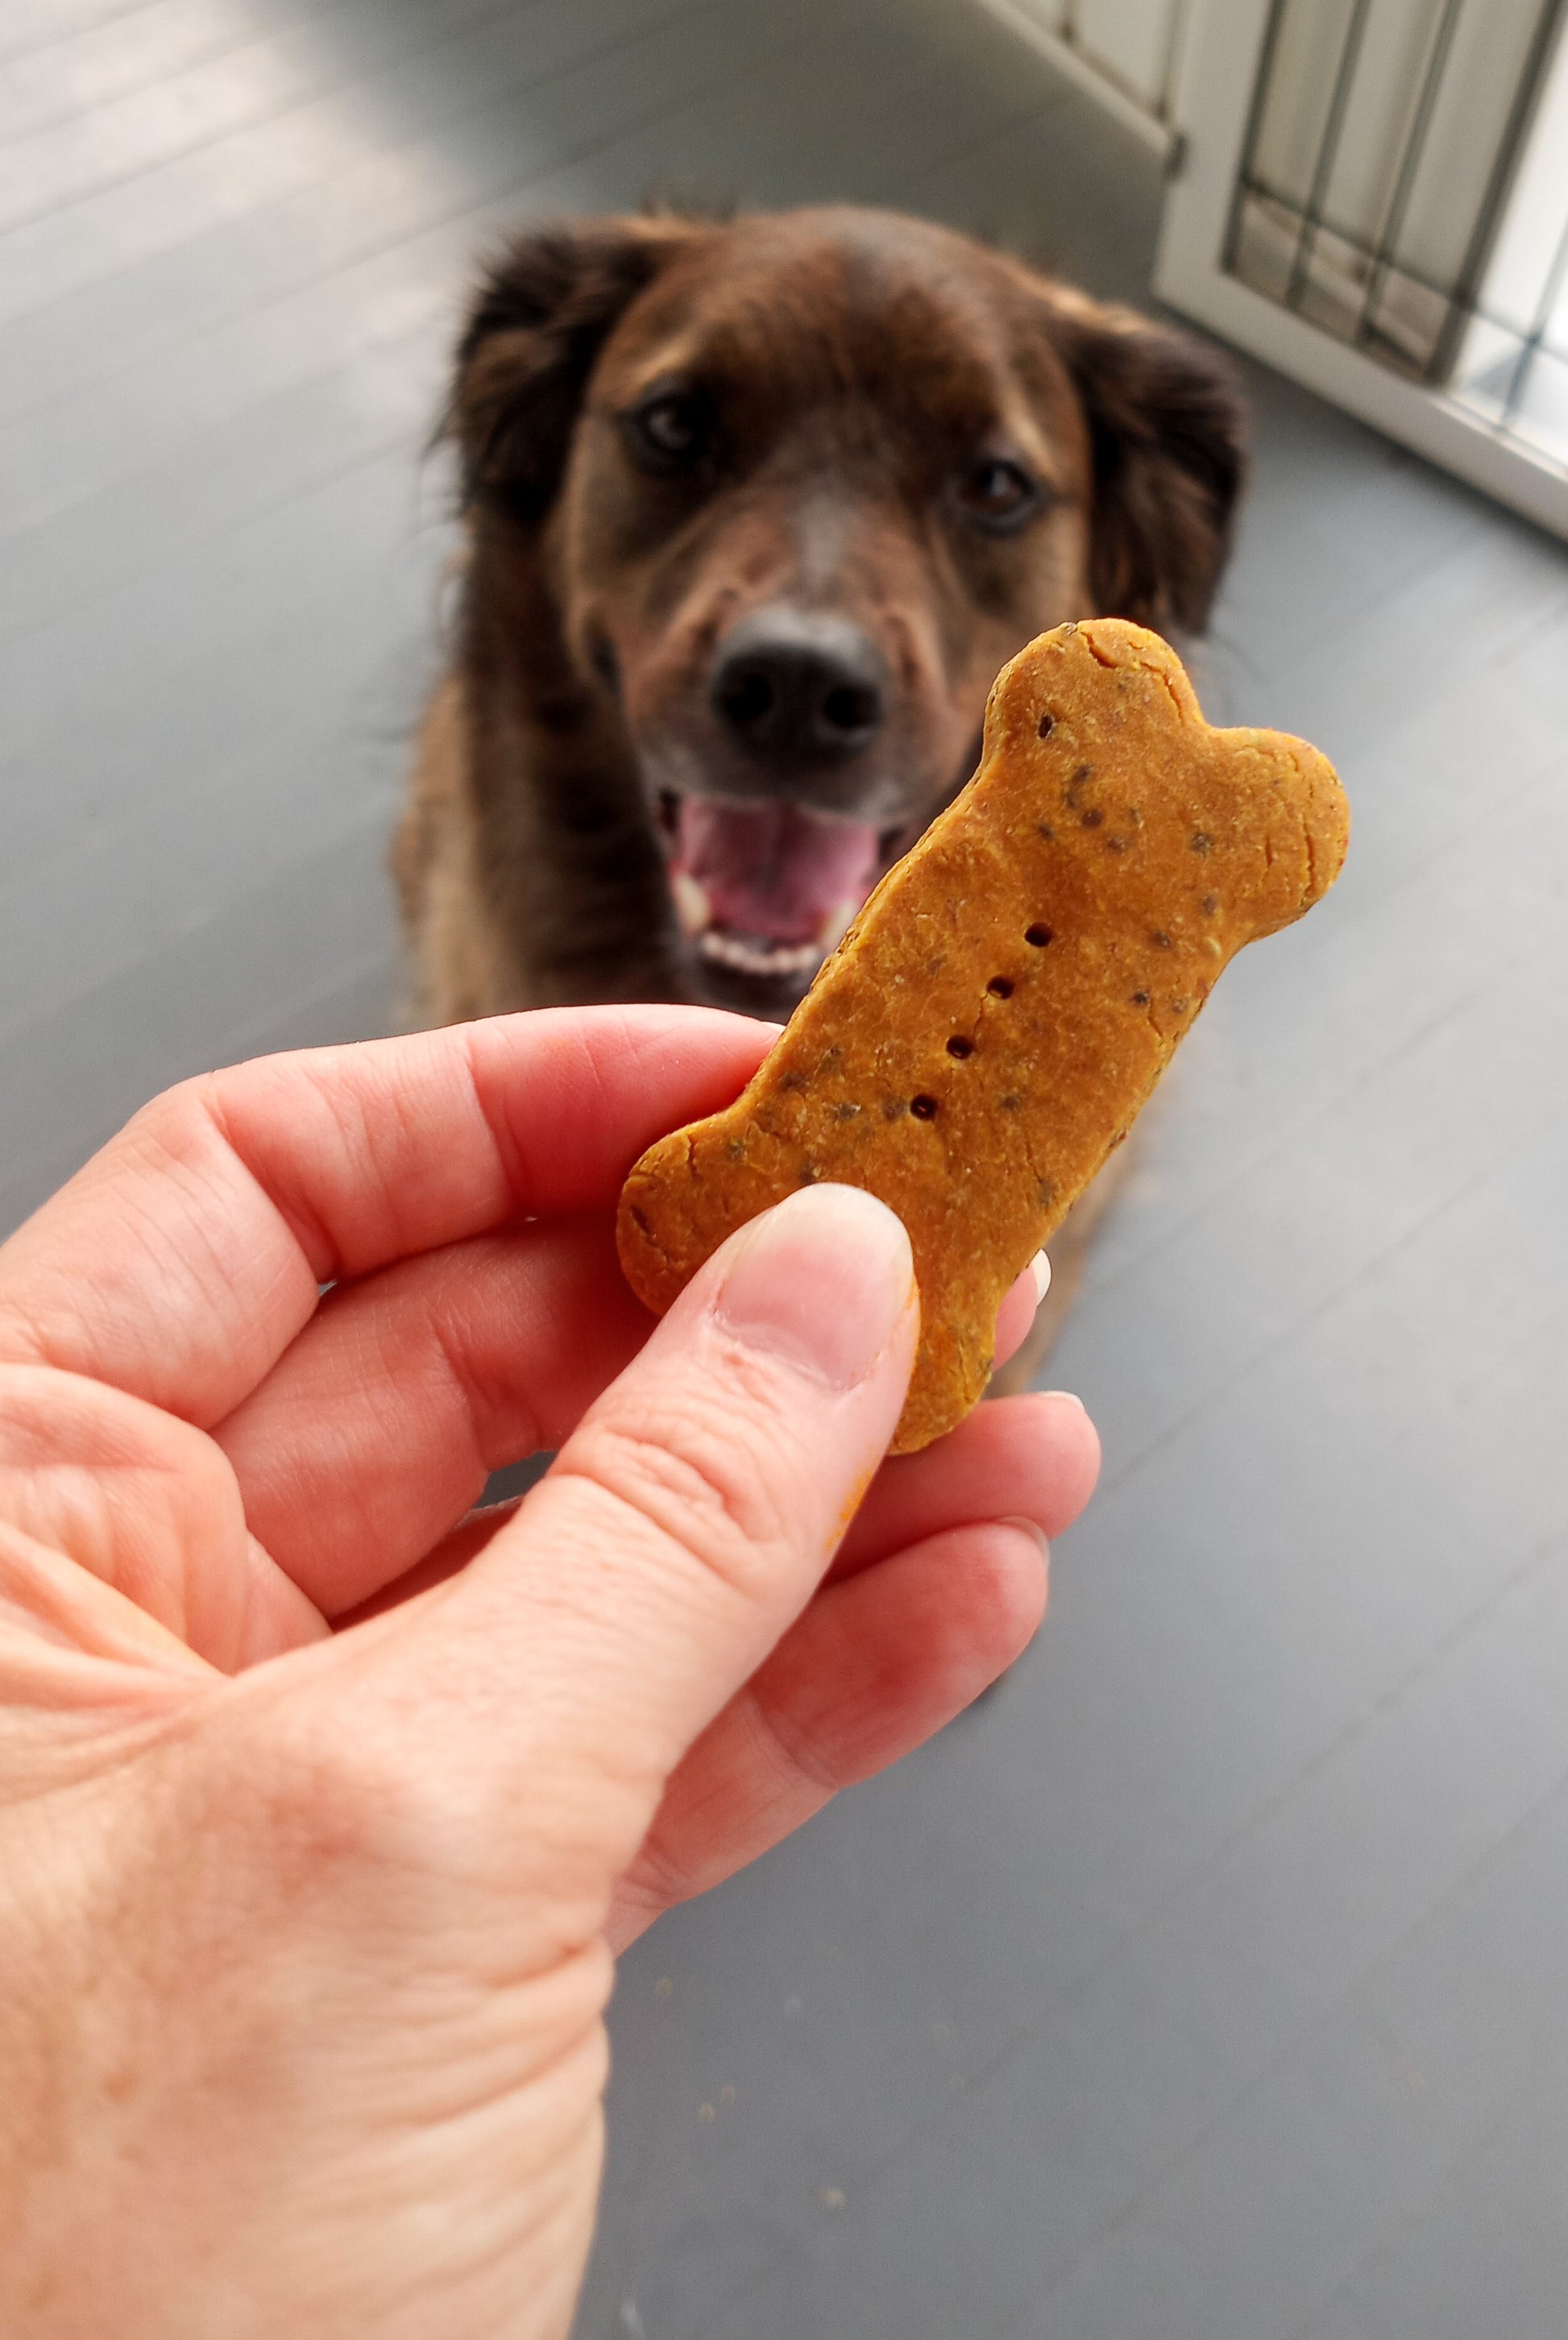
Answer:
[{"xmin": 663, "ymin": 794, "xmax": 886, "ymax": 982}]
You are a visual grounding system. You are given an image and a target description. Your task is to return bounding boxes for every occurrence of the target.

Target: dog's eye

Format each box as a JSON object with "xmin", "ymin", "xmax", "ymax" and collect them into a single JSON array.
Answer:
[
  {"xmin": 956, "ymin": 457, "xmax": 1042, "ymax": 533},
  {"xmin": 623, "ymin": 385, "xmax": 713, "ymax": 473}
]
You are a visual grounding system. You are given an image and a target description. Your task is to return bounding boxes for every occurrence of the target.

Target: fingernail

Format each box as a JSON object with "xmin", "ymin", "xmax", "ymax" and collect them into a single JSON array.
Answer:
[
  {"xmin": 1029, "ymin": 1249, "xmax": 1052, "ymax": 1305},
  {"xmin": 712, "ymin": 1184, "xmax": 915, "ymax": 1389},
  {"xmin": 1043, "ymin": 1388, "xmax": 1086, "ymax": 1410},
  {"xmin": 999, "ymin": 1514, "xmax": 1051, "ymax": 1561}
]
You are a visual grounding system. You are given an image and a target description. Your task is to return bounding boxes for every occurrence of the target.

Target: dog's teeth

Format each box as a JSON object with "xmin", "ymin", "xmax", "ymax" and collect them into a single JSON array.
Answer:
[
  {"xmin": 816, "ymin": 898, "xmax": 858, "ymax": 952},
  {"xmin": 673, "ymin": 873, "xmax": 712, "ymax": 937},
  {"xmin": 698, "ymin": 931, "xmax": 821, "ymax": 978}
]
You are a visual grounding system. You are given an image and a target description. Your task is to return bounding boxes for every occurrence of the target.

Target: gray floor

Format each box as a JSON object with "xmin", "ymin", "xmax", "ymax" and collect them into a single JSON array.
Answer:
[{"xmin": 5, "ymin": 3, "xmax": 1568, "ymax": 2335}]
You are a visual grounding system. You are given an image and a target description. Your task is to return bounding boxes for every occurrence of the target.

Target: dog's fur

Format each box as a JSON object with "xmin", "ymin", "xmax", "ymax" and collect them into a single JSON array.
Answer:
[{"xmin": 396, "ymin": 205, "xmax": 1246, "ymax": 1366}]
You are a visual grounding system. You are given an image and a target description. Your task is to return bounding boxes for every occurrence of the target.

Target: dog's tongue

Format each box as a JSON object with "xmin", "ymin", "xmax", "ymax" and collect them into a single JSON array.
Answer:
[{"xmin": 674, "ymin": 797, "xmax": 882, "ymax": 944}]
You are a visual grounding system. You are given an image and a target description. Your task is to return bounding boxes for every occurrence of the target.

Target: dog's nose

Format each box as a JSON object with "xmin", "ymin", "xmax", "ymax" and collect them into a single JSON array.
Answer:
[{"xmin": 710, "ymin": 610, "xmax": 886, "ymax": 762}]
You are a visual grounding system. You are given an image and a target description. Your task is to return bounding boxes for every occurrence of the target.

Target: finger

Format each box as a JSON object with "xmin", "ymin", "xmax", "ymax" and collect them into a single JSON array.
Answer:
[
  {"xmin": 212, "ymin": 1218, "xmax": 652, "ymax": 1616},
  {"xmin": 0, "ymin": 1364, "xmax": 324, "ymax": 1679},
  {"xmin": 606, "ymin": 1517, "xmax": 1048, "ymax": 1950},
  {"xmin": 993, "ymin": 1251, "xmax": 1051, "ymax": 1371},
  {"xmin": 357, "ymin": 1184, "xmax": 920, "ymax": 1924},
  {"xmin": 0, "ymin": 1007, "xmax": 771, "ymax": 1426},
  {"xmin": 219, "ymin": 1204, "xmax": 1062, "ymax": 1619},
  {"xmin": 310, "ymin": 1376, "xmax": 1098, "ymax": 1630},
  {"xmin": 829, "ymin": 1388, "xmax": 1099, "ymax": 1580}
]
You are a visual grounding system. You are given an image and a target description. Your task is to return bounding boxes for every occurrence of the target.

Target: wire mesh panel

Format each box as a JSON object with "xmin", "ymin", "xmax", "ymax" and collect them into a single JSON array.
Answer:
[{"xmin": 1225, "ymin": 0, "xmax": 1568, "ymax": 473}]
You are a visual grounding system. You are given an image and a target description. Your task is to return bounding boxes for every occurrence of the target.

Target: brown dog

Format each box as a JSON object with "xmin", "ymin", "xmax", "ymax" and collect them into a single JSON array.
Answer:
[{"xmin": 396, "ymin": 205, "xmax": 1245, "ymax": 1359}]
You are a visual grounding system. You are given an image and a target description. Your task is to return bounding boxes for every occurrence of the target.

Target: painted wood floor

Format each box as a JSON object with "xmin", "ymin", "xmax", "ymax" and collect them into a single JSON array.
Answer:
[{"xmin": 4, "ymin": 3, "xmax": 1568, "ymax": 2334}]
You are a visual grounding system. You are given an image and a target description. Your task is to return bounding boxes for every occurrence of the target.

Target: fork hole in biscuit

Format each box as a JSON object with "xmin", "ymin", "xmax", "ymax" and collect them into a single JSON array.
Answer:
[
  {"xmin": 910, "ymin": 1094, "xmax": 939, "ymax": 1120},
  {"xmin": 1037, "ymin": 712, "xmax": 1056, "ymax": 739},
  {"xmin": 946, "ymin": 1035, "xmax": 974, "ymax": 1059},
  {"xmin": 1025, "ymin": 923, "xmax": 1054, "ymax": 948},
  {"xmin": 987, "ymin": 976, "xmax": 1014, "ymax": 998}
]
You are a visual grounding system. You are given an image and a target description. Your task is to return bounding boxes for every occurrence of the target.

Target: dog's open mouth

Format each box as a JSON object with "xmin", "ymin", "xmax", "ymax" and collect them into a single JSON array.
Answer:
[{"xmin": 657, "ymin": 792, "xmax": 900, "ymax": 985}]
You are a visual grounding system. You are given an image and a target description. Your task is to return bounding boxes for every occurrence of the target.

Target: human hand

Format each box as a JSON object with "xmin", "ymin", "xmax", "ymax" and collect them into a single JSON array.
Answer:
[{"xmin": 0, "ymin": 1006, "xmax": 1097, "ymax": 2337}]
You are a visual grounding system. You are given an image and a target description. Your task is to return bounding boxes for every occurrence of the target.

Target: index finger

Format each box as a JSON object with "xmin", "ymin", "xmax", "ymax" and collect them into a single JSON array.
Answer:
[{"xmin": 0, "ymin": 1006, "xmax": 772, "ymax": 1426}]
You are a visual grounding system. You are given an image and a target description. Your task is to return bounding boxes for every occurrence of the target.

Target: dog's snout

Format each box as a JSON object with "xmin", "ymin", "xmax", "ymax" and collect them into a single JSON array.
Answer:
[{"xmin": 710, "ymin": 610, "xmax": 886, "ymax": 763}]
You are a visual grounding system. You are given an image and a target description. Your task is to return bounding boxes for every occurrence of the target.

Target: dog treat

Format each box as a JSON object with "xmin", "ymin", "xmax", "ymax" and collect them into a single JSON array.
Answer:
[{"xmin": 617, "ymin": 618, "xmax": 1349, "ymax": 1451}]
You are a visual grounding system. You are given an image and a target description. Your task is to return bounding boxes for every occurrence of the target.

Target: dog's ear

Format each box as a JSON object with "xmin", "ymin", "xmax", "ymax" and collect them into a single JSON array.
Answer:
[
  {"xmin": 1044, "ymin": 292, "xmax": 1247, "ymax": 632},
  {"xmin": 450, "ymin": 215, "xmax": 706, "ymax": 523}
]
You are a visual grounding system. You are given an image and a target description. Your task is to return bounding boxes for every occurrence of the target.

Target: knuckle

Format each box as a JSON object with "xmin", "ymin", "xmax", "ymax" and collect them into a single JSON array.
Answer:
[
  {"xmin": 742, "ymin": 1682, "xmax": 842, "ymax": 1799},
  {"xmin": 566, "ymin": 1400, "xmax": 798, "ymax": 1602},
  {"xmin": 124, "ymin": 1073, "xmax": 222, "ymax": 1169},
  {"xmin": 619, "ymin": 1829, "xmax": 698, "ymax": 1923}
]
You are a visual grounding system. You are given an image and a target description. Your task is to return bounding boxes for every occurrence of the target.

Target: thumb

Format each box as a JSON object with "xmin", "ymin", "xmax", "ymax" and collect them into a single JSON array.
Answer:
[{"xmin": 388, "ymin": 1182, "xmax": 918, "ymax": 1890}]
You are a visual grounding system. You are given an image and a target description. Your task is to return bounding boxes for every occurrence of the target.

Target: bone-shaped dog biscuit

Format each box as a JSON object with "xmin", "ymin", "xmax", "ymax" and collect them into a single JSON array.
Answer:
[{"xmin": 618, "ymin": 618, "xmax": 1349, "ymax": 1451}]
